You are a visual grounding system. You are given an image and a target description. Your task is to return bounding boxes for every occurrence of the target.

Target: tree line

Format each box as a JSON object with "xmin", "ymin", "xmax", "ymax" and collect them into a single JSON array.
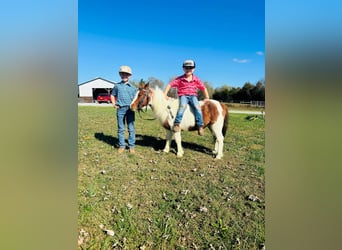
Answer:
[{"xmin": 132, "ymin": 77, "xmax": 265, "ymax": 103}]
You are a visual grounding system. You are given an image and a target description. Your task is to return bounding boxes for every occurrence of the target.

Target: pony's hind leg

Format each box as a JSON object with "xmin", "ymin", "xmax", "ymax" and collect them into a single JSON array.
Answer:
[
  {"xmin": 208, "ymin": 126, "xmax": 219, "ymax": 155},
  {"xmin": 163, "ymin": 129, "xmax": 172, "ymax": 153},
  {"xmin": 214, "ymin": 135, "xmax": 224, "ymax": 159},
  {"xmin": 213, "ymin": 137, "xmax": 218, "ymax": 155},
  {"xmin": 211, "ymin": 124, "xmax": 224, "ymax": 159}
]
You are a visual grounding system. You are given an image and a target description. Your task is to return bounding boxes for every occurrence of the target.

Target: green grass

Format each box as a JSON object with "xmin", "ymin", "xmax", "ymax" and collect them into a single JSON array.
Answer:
[{"xmin": 78, "ymin": 106, "xmax": 265, "ymax": 249}]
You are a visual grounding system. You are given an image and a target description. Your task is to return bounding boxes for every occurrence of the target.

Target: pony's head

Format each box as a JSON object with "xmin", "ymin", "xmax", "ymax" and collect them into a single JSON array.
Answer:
[{"xmin": 130, "ymin": 82, "xmax": 153, "ymax": 112}]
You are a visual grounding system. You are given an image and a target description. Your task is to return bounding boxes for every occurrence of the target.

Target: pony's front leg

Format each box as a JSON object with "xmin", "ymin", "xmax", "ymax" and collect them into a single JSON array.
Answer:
[
  {"xmin": 174, "ymin": 132, "xmax": 184, "ymax": 157},
  {"xmin": 163, "ymin": 129, "xmax": 172, "ymax": 153}
]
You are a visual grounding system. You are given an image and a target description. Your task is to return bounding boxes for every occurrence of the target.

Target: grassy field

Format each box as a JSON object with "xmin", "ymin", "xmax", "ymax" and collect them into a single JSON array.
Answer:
[{"xmin": 78, "ymin": 106, "xmax": 265, "ymax": 249}]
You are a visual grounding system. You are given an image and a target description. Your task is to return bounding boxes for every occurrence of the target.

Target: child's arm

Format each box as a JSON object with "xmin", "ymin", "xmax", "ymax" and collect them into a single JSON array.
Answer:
[
  {"xmin": 110, "ymin": 95, "xmax": 119, "ymax": 108},
  {"xmin": 164, "ymin": 84, "xmax": 171, "ymax": 99},
  {"xmin": 203, "ymin": 88, "xmax": 210, "ymax": 101}
]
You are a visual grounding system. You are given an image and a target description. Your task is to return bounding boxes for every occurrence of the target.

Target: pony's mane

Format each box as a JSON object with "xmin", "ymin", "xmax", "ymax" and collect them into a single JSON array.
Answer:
[
  {"xmin": 148, "ymin": 86, "xmax": 177, "ymax": 122},
  {"xmin": 152, "ymin": 86, "xmax": 177, "ymax": 102},
  {"xmin": 153, "ymin": 86, "xmax": 163, "ymax": 96}
]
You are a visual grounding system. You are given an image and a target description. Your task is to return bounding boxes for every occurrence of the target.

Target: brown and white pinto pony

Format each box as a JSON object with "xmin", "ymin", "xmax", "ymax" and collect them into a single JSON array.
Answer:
[{"xmin": 130, "ymin": 82, "xmax": 229, "ymax": 159}]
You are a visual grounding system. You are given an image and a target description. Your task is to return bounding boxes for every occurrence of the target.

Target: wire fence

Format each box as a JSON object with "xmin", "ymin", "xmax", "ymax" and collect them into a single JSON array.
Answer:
[{"xmin": 224, "ymin": 100, "xmax": 265, "ymax": 108}]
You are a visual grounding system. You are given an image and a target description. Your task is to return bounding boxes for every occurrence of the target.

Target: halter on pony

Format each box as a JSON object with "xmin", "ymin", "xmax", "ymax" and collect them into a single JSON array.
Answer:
[{"xmin": 136, "ymin": 86, "xmax": 151, "ymax": 113}]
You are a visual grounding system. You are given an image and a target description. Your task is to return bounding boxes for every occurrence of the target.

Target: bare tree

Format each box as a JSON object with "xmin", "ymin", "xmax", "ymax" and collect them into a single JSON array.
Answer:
[
  {"xmin": 147, "ymin": 77, "xmax": 164, "ymax": 90},
  {"xmin": 198, "ymin": 81, "xmax": 214, "ymax": 100},
  {"xmin": 165, "ymin": 76, "xmax": 178, "ymax": 98}
]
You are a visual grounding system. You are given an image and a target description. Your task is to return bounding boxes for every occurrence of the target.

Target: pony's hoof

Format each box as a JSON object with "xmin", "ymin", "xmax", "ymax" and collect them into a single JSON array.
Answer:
[
  {"xmin": 177, "ymin": 153, "xmax": 183, "ymax": 158},
  {"xmin": 163, "ymin": 149, "xmax": 169, "ymax": 153}
]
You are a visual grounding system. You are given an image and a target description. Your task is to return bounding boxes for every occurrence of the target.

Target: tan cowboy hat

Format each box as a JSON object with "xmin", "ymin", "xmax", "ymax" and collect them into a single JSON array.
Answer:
[{"xmin": 118, "ymin": 65, "xmax": 132, "ymax": 75}]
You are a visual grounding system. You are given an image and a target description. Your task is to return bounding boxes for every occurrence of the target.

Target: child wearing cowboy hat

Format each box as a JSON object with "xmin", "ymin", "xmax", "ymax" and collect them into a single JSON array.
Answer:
[{"xmin": 163, "ymin": 59, "xmax": 209, "ymax": 136}]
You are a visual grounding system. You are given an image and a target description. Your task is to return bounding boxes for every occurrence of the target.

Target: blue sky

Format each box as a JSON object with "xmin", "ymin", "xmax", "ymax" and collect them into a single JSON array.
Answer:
[{"xmin": 79, "ymin": 0, "xmax": 264, "ymax": 89}]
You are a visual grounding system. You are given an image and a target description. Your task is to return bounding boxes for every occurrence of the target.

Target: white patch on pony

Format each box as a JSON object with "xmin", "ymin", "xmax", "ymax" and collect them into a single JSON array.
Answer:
[
  {"xmin": 152, "ymin": 87, "xmax": 197, "ymax": 130},
  {"xmin": 130, "ymin": 92, "xmax": 139, "ymax": 110}
]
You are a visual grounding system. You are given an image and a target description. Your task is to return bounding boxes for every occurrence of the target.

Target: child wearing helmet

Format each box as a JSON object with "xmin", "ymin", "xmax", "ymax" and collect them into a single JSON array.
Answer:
[
  {"xmin": 163, "ymin": 60, "xmax": 209, "ymax": 136},
  {"xmin": 111, "ymin": 65, "xmax": 137, "ymax": 154}
]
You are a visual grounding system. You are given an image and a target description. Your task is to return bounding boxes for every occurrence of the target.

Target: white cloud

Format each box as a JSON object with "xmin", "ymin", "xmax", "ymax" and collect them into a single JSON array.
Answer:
[
  {"xmin": 232, "ymin": 58, "xmax": 250, "ymax": 63},
  {"xmin": 256, "ymin": 51, "xmax": 264, "ymax": 56}
]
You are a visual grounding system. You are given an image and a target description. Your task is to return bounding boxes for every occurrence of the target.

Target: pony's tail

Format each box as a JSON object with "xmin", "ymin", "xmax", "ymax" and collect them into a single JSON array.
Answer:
[{"xmin": 221, "ymin": 103, "xmax": 229, "ymax": 137}]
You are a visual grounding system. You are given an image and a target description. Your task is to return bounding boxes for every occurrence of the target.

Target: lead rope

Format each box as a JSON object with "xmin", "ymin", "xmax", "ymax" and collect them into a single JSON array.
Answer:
[{"xmin": 167, "ymin": 105, "xmax": 174, "ymax": 119}]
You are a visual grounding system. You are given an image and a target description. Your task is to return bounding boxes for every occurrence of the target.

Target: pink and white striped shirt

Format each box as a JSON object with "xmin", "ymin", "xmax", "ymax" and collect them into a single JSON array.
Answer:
[{"xmin": 169, "ymin": 74, "xmax": 205, "ymax": 96}]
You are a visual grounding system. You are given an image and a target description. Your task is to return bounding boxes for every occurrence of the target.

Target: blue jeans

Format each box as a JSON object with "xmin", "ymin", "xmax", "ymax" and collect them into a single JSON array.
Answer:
[
  {"xmin": 174, "ymin": 95, "xmax": 203, "ymax": 127},
  {"xmin": 116, "ymin": 106, "xmax": 135, "ymax": 148}
]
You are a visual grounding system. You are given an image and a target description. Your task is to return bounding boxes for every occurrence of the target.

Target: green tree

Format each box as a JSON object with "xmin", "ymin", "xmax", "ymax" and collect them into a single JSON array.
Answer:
[
  {"xmin": 213, "ymin": 85, "xmax": 231, "ymax": 102},
  {"xmin": 228, "ymin": 87, "xmax": 240, "ymax": 102},
  {"xmin": 241, "ymin": 82, "xmax": 254, "ymax": 101},
  {"xmin": 252, "ymin": 80, "xmax": 265, "ymax": 101}
]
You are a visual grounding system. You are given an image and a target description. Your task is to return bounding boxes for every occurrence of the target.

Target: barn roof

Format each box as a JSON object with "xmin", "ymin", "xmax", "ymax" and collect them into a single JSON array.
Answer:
[{"xmin": 78, "ymin": 77, "xmax": 116, "ymax": 86}]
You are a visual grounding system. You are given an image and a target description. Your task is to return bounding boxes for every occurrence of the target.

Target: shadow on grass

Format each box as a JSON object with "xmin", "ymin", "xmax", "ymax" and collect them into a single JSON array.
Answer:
[
  {"xmin": 94, "ymin": 132, "xmax": 118, "ymax": 147},
  {"xmin": 94, "ymin": 132, "xmax": 213, "ymax": 156}
]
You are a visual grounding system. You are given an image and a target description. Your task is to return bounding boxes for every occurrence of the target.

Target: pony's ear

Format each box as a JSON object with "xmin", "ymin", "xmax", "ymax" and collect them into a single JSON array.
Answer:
[
  {"xmin": 139, "ymin": 81, "xmax": 145, "ymax": 89},
  {"xmin": 145, "ymin": 82, "xmax": 150, "ymax": 88}
]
